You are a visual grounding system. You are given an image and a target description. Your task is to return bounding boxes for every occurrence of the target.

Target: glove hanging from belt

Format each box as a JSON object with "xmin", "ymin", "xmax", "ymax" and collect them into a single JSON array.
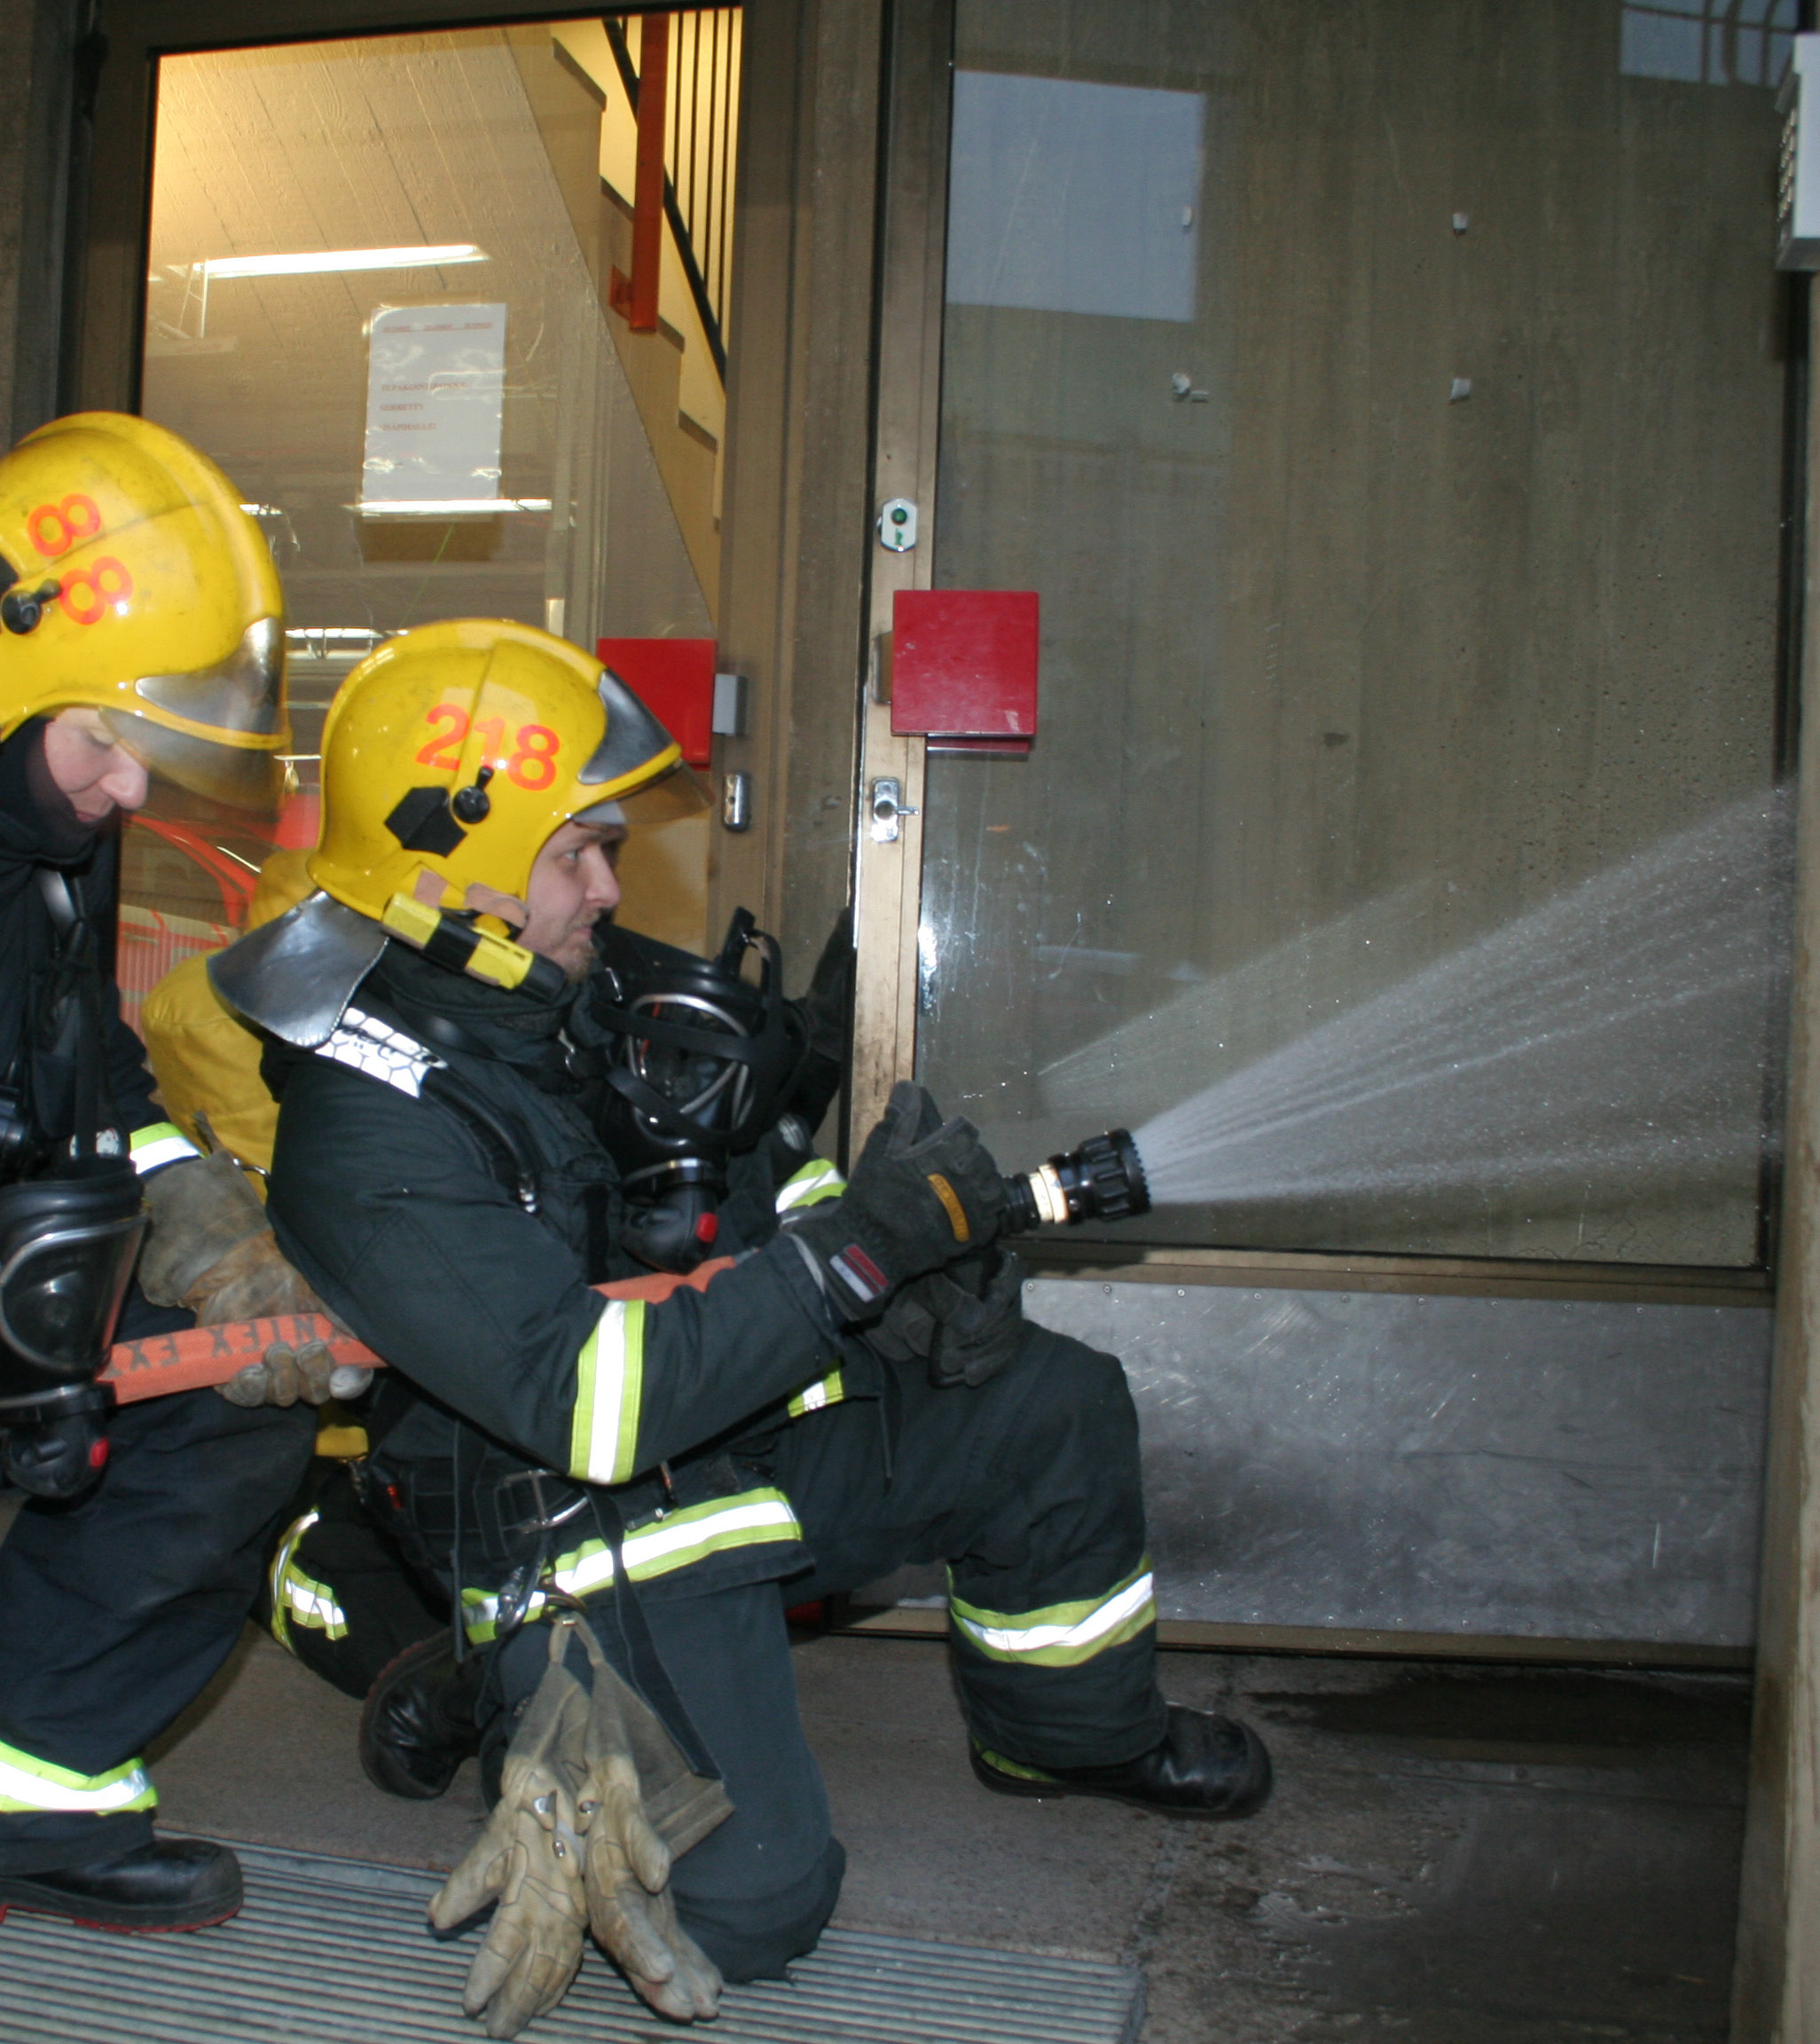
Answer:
[
  {"xmin": 137, "ymin": 1137, "xmax": 373, "ymax": 1407},
  {"xmin": 427, "ymin": 1619, "xmax": 591, "ymax": 2037},
  {"xmin": 428, "ymin": 1614, "xmax": 731, "ymax": 2036},
  {"xmin": 573, "ymin": 1614, "xmax": 726, "ymax": 2020}
]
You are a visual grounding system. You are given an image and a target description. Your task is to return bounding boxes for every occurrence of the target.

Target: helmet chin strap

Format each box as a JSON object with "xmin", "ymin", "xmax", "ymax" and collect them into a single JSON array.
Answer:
[
  {"xmin": 461, "ymin": 880, "xmax": 530, "ymax": 932},
  {"xmin": 380, "ymin": 892, "xmax": 569, "ymax": 1002}
]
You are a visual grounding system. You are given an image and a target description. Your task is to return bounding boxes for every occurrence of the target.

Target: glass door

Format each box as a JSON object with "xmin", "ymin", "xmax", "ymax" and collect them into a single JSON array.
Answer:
[
  {"xmin": 122, "ymin": 14, "xmax": 740, "ymax": 1021},
  {"xmin": 895, "ymin": 0, "xmax": 1794, "ymax": 1269}
]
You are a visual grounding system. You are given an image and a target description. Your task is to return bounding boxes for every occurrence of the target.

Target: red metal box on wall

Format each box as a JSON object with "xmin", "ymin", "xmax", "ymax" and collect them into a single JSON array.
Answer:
[
  {"xmin": 890, "ymin": 590, "xmax": 1038, "ymax": 754},
  {"xmin": 597, "ymin": 637, "xmax": 717, "ymax": 770}
]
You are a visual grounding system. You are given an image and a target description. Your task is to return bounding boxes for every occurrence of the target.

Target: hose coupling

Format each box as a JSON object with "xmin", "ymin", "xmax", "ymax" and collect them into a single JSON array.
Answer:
[{"xmin": 1003, "ymin": 1128, "xmax": 1150, "ymax": 1231}]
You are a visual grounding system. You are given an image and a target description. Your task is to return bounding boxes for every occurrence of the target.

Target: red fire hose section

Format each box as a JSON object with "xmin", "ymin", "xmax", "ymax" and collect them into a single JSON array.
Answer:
[{"xmin": 98, "ymin": 1258, "xmax": 738, "ymax": 1405}]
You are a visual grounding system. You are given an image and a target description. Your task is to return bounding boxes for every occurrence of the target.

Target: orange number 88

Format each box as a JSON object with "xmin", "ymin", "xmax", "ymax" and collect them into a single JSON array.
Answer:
[
  {"xmin": 27, "ymin": 495, "xmax": 102, "ymax": 559},
  {"xmin": 59, "ymin": 557, "xmax": 134, "ymax": 626}
]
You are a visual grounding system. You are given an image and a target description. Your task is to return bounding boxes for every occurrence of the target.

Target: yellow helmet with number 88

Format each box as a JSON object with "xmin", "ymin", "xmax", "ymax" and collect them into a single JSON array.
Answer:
[
  {"xmin": 0, "ymin": 412, "xmax": 287, "ymax": 807},
  {"xmin": 310, "ymin": 618, "xmax": 703, "ymax": 939}
]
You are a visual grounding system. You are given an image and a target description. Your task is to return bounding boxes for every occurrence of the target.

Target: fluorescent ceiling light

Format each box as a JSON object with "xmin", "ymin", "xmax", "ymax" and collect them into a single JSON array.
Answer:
[
  {"xmin": 355, "ymin": 498, "xmax": 553, "ymax": 516},
  {"xmin": 202, "ymin": 244, "xmax": 486, "ymax": 280}
]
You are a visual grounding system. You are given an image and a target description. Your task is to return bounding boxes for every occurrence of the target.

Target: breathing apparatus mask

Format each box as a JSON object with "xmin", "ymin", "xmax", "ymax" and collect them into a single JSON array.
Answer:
[
  {"xmin": 0, "ymin": 869, "xmax": 143, "ymax": 1500},
  {"xmin": 589, "ymin": 910, "xmax": 812, "ymax": 1272},
  {"xmin": 0, "ymin": 1160, "xmax": 142, "ymax": 1497}
]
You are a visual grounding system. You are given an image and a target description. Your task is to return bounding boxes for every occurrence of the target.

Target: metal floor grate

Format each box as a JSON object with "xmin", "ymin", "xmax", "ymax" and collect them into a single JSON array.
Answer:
[{"xmin": 0, "ymin": 1839, "xmax": 1145, "ymax": 2044}]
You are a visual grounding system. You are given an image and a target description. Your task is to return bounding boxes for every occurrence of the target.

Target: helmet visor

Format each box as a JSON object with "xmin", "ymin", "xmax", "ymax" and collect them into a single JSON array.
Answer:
[
  {"xmin": 581, "ymin": 670, "xmax": 686, "ymax": 791},
  {"xmin": 101, "ymin": 707, "xmax": 286, "ymax": 810},
  {"xmin": 131, "ymin": 617, "xmax": 287, "ymax": 739},
  {"xmin": 575, "ymin": 759, "xmax": 708, "ymax": 831}
]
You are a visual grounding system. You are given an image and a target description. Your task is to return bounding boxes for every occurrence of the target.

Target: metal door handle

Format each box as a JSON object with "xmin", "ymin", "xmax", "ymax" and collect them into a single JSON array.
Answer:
[{"xmin": 869, "ymin": 777, "xmax": 919, "ymax": 843}]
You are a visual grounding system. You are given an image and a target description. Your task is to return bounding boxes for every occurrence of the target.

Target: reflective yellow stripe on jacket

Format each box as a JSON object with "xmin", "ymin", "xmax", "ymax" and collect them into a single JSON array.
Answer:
[
  {"xmin": 268, "ymin": 1508, "xmax": 349, "ymax": 1651},
  {"xmin": 129, "ymin": 1119, "xmax": 200, "ymax": 1175},
  {"xmin": 947, "ymin": 1558, "xmax": 1157, "ymax": 1667},
  {"xmin": 787, "ymin": 1368, "xmax": 845, "ymax": 1418},
  {"xmin": 570, "ymin": 1299, "xmax": 646, "ymax": 1485},
  {"xmin": 777, "ymin": 1163, "xmax": 847, "ymax": 1415},
  {"xmin": 461, "ymin": 1486, "xmax": 802, "ymax": 1642},
  {"xmin": 0, "ymin": 1738, "xmax": 155, "ymax": 1815},
  {"xmin": 774, "ymin": 1159, "xmax": 845, "ymax": 1215}
]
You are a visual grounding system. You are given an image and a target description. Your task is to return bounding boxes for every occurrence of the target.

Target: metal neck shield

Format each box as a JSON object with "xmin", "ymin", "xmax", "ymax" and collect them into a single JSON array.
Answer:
[{"xmin": 208, "ymin": 890, "xmax": 388, "ymax": 1048}]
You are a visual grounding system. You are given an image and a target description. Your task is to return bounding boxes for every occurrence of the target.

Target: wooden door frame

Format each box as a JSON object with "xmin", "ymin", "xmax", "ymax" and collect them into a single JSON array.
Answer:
[{"xmin": 842, "ymin": 0, "xmax": 947, "ymax": 1154}]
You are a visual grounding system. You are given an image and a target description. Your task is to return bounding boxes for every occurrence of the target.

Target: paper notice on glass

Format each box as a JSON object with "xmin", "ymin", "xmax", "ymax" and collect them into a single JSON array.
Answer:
[
  {"xmin": 360, "ymin": 303, "xmax": 506, "ymax": 514},
  {"xmin": 945, "ymin": 75, "xmax": 1203, "ymax": 322}
]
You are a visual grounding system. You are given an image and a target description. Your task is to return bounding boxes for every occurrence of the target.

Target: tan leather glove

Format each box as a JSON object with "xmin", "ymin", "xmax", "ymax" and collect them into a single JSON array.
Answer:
[
  {"xmin": 574, "ymin": 1621, "xmax": 726, "ymax": 2022},
  {"xmin": 216, "ymin": 1337, "xmax": 339, "ymax": 1409},
  {"xmin": 428, "ymin": 1617, "xmax": 732, "ymax": 2035},
  {"xmin": 137, "ymin": 1145, "xmax": 269, "ymax": 1306},
  {"xmin": 138, "ymin": 1145, "xmax": 373, "ymax": 1407},
  {"xmin": 428, "ymin": 1626, "xmax": 592, "ymax": 2039}
]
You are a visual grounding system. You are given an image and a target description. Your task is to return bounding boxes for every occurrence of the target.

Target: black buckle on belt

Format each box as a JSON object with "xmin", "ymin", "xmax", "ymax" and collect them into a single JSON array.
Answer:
[{"xmin": 492, "ymin": 1466, "xmax": 590, "ymax": 1547}]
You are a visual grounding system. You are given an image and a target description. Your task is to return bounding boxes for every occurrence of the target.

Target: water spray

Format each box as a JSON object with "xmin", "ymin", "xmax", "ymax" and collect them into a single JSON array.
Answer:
[{"xmin": 1001, "ymin": 1128, "xmax": 1151, "ymax": 1231}]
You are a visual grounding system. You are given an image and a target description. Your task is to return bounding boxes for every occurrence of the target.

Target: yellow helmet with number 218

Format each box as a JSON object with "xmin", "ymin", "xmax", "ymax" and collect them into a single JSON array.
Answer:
[
  {"xmin": 0, "ymin": 412, "xmax": 286, "ymax": 807},
  {"xmin": 210, "ymin": 620, "xmax": 701, "ymax": 1037},
  {"xmin": 310, "ymin": 618, "xmax": 703, "ymax": 957}
]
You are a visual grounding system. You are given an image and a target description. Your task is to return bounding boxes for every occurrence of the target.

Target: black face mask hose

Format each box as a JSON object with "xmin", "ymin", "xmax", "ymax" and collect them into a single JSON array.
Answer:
[{"xmin": 1000, "ymin": 1128, "xmax": 1150, "ymax": 1231}]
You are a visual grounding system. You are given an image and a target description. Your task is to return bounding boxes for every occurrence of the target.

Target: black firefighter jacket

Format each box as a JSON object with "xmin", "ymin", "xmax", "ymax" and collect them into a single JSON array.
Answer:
[
  {"xmin": 261, "ymin": 940, "xmax": 859, "ymax": 1613},
  {"xmin": 0, "ymin": 717, "xmax": 167, "ymax": 1156}
]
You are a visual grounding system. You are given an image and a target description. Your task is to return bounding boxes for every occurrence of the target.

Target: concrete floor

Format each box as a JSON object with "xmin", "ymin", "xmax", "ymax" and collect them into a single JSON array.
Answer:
[{"xmin": 133, "ymin": 1621, "xmax": 1750, "ymax": 2043}]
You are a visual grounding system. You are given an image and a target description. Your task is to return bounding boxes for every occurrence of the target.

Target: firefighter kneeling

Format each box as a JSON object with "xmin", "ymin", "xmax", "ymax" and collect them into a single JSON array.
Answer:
[
  {"xmin": 0, "ymin": 413, "xmax": 353, "ymax": 1933},
  {"xmin": 207, "ymin": 619, "xmax": 1273, "ymax": 2034}
]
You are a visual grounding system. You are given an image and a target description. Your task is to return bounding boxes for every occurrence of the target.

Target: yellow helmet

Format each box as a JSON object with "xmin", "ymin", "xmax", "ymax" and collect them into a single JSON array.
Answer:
[
  {"xmin": 0, "ymin": 412, "xmax": 287, "ymax": 808},
  {"xmin": 310, "ymin": 619, "xmax": 702, "ymax": 980}
]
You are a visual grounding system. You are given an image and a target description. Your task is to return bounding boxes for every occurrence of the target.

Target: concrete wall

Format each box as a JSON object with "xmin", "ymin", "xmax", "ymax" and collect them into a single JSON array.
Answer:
[
  {"xmin": 709, "ymin": 0, "xmax": 885, "ymax": 1010},
  {"xmin": 1035, "ymin": 1278, "xmax": 1772, "ymax": 1647}
]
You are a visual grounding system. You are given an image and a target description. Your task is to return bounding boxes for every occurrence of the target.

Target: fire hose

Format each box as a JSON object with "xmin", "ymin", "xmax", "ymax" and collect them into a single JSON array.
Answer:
[
  {"xmin": 98, "ymin": 1260, "xmax": 738, "ymax": 1405},
  {"xmin": 95, "ymin": 1123, "xmax": 1153, "ymax": 1406}
]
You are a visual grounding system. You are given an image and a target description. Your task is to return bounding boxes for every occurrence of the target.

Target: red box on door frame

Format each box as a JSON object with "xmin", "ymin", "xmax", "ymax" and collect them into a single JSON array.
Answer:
[
  {"xmin": 890, "ymin": 590, "xmax": 1038, "ymax": 754},
  {"xmin": 597, "ymin": 638, "xmax": 716, "ymax": 770}
]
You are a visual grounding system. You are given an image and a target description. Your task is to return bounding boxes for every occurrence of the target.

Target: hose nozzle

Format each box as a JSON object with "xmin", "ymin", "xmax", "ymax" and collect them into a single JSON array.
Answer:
[{"xmin": 1003, "ymin": 1128, "xmax": 1150, "ymax": 1231}]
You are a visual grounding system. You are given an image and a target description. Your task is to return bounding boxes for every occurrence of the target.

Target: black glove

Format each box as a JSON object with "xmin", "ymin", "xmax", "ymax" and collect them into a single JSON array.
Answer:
[
  {"xmin": 786, "ymin": 1081, "xmax": 1008, "ymax": 1320},
  {"xmin": 864, "ymin": 1246, "xmax": 1028, "ymax": 1388}
]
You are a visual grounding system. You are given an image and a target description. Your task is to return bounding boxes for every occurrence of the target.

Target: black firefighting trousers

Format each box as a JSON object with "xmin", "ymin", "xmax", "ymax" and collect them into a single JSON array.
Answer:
[
  {"xmin": 0, "ymin": 1290, "xmax": 317, "ymax": 1874},
  {"xmin": 284, "ymin": 1322, "xmax": 1163, "ymax": 1982}
]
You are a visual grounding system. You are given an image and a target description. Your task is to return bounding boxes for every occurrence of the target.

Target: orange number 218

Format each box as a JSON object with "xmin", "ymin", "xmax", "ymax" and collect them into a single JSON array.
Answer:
[{"xmin": 414, "ymin": 707, "xmax": 561, "ymax": 790}]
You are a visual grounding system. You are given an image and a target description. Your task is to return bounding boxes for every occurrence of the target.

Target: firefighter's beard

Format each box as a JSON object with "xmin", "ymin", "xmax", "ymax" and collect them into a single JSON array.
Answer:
[
  {"xmin": 518, "ymin": 910, "xmax": 601, "ymax": 982},
  {"xmin": 550, "ymin": 927, "xmax": 600, "ymax": 983}
]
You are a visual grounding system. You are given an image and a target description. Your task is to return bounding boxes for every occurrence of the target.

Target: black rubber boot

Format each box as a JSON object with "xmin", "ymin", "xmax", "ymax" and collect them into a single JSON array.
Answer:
[
  {"xmin": 970, "ymin": 1702, "xmax": 1274, "ymax": 1820},
  {"xmin": 358, "ymin": 1635, "xmax": 485, "ymax": 1800},
  {"xmin": 0, "ymin": 1836, "xmax": 243, "ymax": 1931}
]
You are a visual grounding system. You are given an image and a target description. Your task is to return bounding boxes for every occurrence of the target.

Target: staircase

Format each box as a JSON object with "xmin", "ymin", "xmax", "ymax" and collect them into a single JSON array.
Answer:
[{"xmin": 511, "ymin": 11, "xmax": 741, "ymax": 613}]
